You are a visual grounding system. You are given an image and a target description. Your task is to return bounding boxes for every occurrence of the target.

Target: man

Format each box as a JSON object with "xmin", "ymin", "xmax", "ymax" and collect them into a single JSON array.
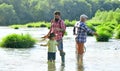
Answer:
[
  {"xmin": 74, "ymin": 14, "xmax": 98, "ymax": 65},
  {"xmin": 43, "ymin": 11, "xmax": 66, "ymax": 66}
]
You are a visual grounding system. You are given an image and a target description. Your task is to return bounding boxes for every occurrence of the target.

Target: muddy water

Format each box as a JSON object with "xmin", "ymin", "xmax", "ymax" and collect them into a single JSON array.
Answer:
[{"xmin": 0, "ymin": 27, "xmax": 120, "ymax": 71}]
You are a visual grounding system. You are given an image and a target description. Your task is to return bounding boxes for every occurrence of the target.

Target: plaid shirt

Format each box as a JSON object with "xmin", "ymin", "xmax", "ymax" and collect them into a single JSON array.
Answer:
[
  {"xmin": 76, "ymin": 22, "xmax": 94, "ymax": 43},
  {"xmin": 50, "ymin": 19, "xmax": 66, "ymax": 40}
]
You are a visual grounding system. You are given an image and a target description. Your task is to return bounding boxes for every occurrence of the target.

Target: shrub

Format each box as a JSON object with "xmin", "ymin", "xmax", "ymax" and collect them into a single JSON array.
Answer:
[
  {"xmin": 96, "ymin": 29, "xmax": 112, "ymax": 42},
  {"xmin": 10, "ymin": 25, "xmax": 23, "ymax": 29},
  {"xmin": 96, "ymin": 25, "xmax": 113, "ymax": 35},
  {"xmin": 0, "ymin": 34, "xmax": 36, "ymax": 48},
  {"xmin": 40, "ymin": 24, "xmax": 47, "ymax": 27},
  {"xmin": 87, "ymin": 23, "xmax": 96, "ymax": 36},
  {"xmin": 14, "ymin": 26, "xmax": 19, "ymax": 29},
  {"xmin": 114, "ymin": 25, "xmax": 120, "ymax": 39},
  {"xmin": 64, "ymin": 19, "xmax": 75, "ymax": 27},
  {"xmin": 27, "ymin": 24, "xmax": 34, "ymax": 28}
]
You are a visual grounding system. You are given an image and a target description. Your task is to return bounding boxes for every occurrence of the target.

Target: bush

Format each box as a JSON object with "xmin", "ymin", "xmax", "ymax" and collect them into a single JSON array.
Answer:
[
  {"xmin": 40, "ymin": 24, "xmax": 47, "ymax": 27},
  {"xmin": 27, "ymin": 24, "xmax": 34, "ymax": 28},
  {"xmin": 10, "ymin": 25, "xmax": 23, "ymax": 29},
  {"xmin": 114, "ymin": 25, "xmax": 120, "ymax": 39},
  {"xmin": 87, "ymin": 23, "xmax": 96, "ymax": 36},
  {"xmin": 96, "ymin": 29, "xmax": 112, "ymax": 42},
  {"xmin": 0, "ymin": 34, "xmax": 36, "ymax": 48},
  {"xmin": 64, "ymin": 19, "xmax": 75, "ymax": 27},
  {"xmin": 96, "ymin": 25, "xmax": 113, "ymax": 35},
  {"xmin": 14, "ymin": 26, "xmax": 19, "ymax": 29}
]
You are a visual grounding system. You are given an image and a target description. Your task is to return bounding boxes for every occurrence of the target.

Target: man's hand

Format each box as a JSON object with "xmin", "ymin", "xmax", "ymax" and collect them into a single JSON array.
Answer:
[
  {"xmin": 55, "ymin": 28, "xmax": 61, "ymax": 31},
  {"xmin": 94, "ymin": 32, "xmax": 99, "ymax": 37}
]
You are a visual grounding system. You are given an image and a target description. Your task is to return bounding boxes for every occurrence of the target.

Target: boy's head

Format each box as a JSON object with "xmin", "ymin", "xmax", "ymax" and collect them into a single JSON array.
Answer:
[{"xmin": 48, "ymin": 33, "xmax": 55, "ymax": 39}]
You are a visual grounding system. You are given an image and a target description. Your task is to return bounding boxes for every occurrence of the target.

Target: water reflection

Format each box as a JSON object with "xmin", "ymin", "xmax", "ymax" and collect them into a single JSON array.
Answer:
[
  {"xmin": 77, "ymin": 62, "xmax": 84, "ymax": 71},
  {"xmin": 48, "ymin": 63, "xmax": 56, "ymax": 71},
  {"xmin": 59, "ymin": 66, "xmax": 65, "ymax": 71}
]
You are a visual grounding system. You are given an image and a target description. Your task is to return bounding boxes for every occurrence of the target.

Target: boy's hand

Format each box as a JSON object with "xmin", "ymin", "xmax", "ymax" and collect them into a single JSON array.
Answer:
[{"xmin": 40, "ymin": 44, "xmax": 44, "ymax": 46}]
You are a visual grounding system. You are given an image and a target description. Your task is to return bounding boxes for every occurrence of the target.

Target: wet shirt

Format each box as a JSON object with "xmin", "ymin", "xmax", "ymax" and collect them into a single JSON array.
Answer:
[
  {"xmin": 76, "ymin": 22, "xmax": 94, "ymax": 43},
  {"xmin": 50, "ymin": 20, "xmax": 66, "ymax": 40},
  {"xmin": 47, "ymin": 40, "xmax": 58, "ymax": 52}
]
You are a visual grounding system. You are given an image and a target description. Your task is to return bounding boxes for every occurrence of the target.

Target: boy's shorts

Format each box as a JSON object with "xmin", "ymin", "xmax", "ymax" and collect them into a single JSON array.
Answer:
[
  {"xmin": 57, "ymin": 39, "xmax": 63, "ymax": 51},
  {"xmin": 48, "ymin": 52, "xmax": 56, "ymax": 60}
]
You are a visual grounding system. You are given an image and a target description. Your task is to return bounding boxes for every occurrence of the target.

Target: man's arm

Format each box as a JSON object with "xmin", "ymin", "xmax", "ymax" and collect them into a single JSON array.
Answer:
[
  {"xmin": 42, "ymin": 25, "xmax": 52, "ymax": 39},
  {"xmin": 81, "ymin": 23, "xmax": 98, "ymax": 36},
  {"xmin": 59, "ymin": 20, "xmax": 66, "ymax": 32}
]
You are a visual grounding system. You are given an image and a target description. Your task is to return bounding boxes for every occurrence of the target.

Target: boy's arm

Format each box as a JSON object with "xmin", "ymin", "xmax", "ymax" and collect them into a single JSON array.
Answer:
[{"xmin": 40, "ymin": 44, "xmax": 47, "ymax": 46}]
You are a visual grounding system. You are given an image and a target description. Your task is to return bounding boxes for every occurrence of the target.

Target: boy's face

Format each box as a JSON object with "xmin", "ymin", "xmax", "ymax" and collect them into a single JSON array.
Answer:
[{"xmin": 51, "ymin": 37, "xmax": 55, "ymax": 40}]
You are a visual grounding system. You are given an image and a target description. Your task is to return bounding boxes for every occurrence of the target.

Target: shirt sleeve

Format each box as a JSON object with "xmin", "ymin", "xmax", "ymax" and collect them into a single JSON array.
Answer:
[
  {"xmin": 80, "ymin": 23, "xmax": 95, "ymax": 34},
  {"xmin": 47, "ymin": 41, "xmax": 50, "ymax": 46},
  {"xmin": 55, "ymin": 41, "xmax": 58, "ymax": 45},
  {"xmin": 60, "ymin": 20, "xmax": 66, "ymax": 30}
]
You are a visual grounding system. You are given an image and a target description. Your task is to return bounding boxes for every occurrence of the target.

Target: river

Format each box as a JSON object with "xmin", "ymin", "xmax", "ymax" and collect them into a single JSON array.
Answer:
[{"xmin": 0, "ymin": 27, "xmax": 120, "ymax": 71}]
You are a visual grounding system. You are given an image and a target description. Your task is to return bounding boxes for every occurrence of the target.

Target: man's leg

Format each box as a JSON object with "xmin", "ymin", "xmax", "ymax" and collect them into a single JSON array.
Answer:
[
  {"xmin": 57, "ymin": 39, "xmax": 65, "ymax": 66},
  {"xmin": 76, "ymin": 42, "xmax": 84, "ymax": 65}
]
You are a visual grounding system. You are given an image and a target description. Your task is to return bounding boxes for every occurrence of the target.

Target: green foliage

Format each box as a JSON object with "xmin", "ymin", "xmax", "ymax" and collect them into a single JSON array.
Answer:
[
  {"xmin": 0, "ymin": 34, "xmax": 36, "ymax": 48},
  {"xmin": 10, "ymin": 25, "xmax": 23, "ymax": 29},
  {"xmin": 114, "ymin": 25, "xmax": 120, "ymax": 39},
  {"xmin": 65, "ymin": 19, "xmax": 76, "ymax": 27},
  {"xmin": 88, "ymin": 8, "xmax": 120, "ymax": 40},
  {"xmin": 87, "ymin": 23, "xmax": 96, "ymax": 36},
  {"xmin": 40, "ymin": 24, "xmax": 47, "ymax": 27},
  {"xmin": 14, "ymin": 27, "xmax": 19, "ymax": 29},
  {"xmin": 96, "ymin": 28, "xmax": 112, "ymax": 42},
  {"xmin": 0, "ymin": 0, "xmax": 120, "ymax": 25},
  {"xmin": 96, "ymin": 31, "xmax": 111, "ymax": 42},
  {"xmin": 0, "ymin": 3, "xmax": 19, "ymax": 25}
]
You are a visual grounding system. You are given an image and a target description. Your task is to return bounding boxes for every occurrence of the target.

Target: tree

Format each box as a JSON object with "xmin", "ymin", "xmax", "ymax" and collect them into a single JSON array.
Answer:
[{"xmin": 0, "ymin": 3, "xmax": 19, "ymax": 25}]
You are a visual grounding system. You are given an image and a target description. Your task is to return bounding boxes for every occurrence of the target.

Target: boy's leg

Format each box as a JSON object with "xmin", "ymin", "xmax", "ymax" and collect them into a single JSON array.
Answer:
[
  {"xmin": 48, "ymin": 52, "xmax": 52, "ymax": 63},
  {"xmin": 57, "ymin": 39, "xmax": 65, "ymax": 66},
  {"xmin": 52, "ymin": 53, "xmax": 56, "ymax": 63}
]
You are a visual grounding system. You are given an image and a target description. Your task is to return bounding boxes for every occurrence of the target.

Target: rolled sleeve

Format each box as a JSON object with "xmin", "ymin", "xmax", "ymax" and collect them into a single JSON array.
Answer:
[
  {"xmin": 60, "ymin": 20, "xmax": 66, "ymax": 30},
  {"xmin": 81, "ymin": 24, "xmax": 94, "ymax": 35}
]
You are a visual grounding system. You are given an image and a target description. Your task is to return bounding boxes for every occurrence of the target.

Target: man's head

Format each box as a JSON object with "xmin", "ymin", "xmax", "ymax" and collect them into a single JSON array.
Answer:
[
  {"xmin": 54, "ymin": 11, "xmax": 61, "ymax": 22},
  {"xmin": 80, "ymin": 14, "xmax": 88, "ymax": 22}
]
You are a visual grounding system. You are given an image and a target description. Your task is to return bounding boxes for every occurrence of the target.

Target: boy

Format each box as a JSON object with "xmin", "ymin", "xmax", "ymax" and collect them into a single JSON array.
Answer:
[{"xmin": 41, "ymin": 33, "xmax": 58, "ymax": 63}]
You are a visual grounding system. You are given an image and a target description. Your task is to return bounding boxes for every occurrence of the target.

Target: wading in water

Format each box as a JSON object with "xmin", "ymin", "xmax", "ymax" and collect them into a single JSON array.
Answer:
[
  {"xmin": 41, "ymin": 33, "xmax": 58, "ymax": 63},
  {"xmin": 73, "ymin": 14, "xmax": 98, "ymax": 66},
  {"xmin": 42, "ymin": 11, "xmax": 66, "ymax": 66}
]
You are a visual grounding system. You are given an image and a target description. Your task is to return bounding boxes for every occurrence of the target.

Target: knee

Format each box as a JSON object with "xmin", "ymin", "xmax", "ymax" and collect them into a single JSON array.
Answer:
[{"xmin": 60, "ymin": 51, "xmax": 65, "ymax": 56}]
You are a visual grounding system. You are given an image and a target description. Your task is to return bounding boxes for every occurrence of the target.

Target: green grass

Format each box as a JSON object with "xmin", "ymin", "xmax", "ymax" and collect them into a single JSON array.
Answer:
[{"xmin": 0, "ymin": 34, "xmax": 36, "ymax": 48}]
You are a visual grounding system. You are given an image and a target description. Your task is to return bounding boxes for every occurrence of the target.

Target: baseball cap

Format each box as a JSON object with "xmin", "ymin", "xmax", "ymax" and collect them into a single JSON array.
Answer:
[{"xmin": 80, "ymin": 14, "xmax": 88, "ymax": 19}]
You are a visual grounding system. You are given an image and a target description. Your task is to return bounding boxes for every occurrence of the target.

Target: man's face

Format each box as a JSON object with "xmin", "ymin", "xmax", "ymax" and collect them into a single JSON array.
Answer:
[
  {"xmin": 80, "ymin": 18, "xmax": 87, "ymax": 22},
  {"xmin": 54, "ymin": 14, "xmax": 60, "ymax": 19}
]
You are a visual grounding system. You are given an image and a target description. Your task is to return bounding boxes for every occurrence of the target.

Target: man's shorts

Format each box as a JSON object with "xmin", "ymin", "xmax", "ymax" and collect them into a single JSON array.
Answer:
[
  {"xmin": 57, "ymin": 39, "xmax": 63, "ymax": 51},
  {"xmin": 48, "ymin": 52, "xmax": 56, "ymax": 60},
  {"xmin": 76, "ymin": 41, "xmax": 84, "ymax": 54}
]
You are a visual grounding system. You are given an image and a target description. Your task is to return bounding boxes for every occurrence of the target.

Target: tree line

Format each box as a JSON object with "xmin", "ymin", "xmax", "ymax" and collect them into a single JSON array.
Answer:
[{"xmin": 0, "ymin": 0, "xmax": 120, "ymax": 25}]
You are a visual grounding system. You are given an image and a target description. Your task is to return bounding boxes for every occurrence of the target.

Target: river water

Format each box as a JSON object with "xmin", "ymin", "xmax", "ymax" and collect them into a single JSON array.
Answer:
[{"xmin": 0, "ymin": 27, "xmax": 120, "ymax": 71}]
